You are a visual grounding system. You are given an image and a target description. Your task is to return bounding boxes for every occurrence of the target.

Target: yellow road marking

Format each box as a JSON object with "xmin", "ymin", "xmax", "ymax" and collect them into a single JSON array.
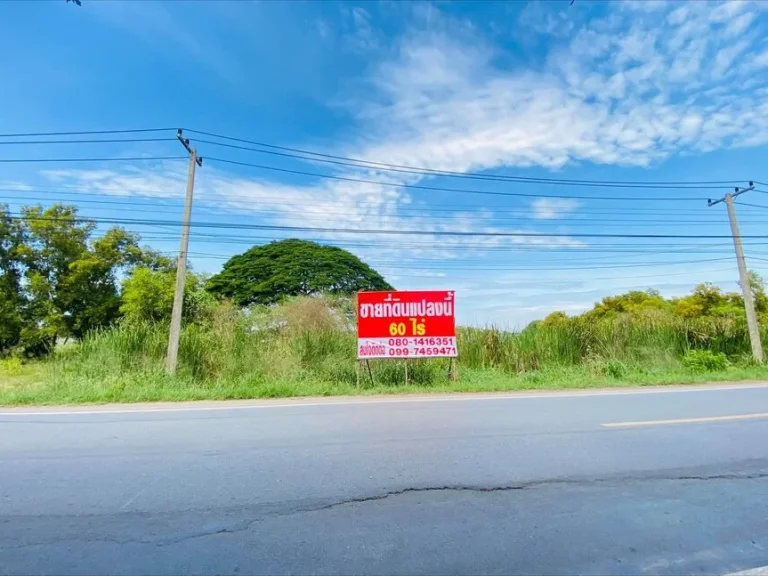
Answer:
[{"xmin": 603, "ymin": 412, "xmax": 768, "ymax": 428}]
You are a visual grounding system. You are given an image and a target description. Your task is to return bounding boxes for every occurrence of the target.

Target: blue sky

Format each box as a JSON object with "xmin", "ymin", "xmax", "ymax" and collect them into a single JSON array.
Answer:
[{"xmin": 2, "ymin": 0, "xmax": 768, "ymax": 327}]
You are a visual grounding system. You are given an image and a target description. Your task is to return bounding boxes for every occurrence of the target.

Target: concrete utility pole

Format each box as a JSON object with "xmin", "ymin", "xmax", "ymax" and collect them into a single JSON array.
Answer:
[
  {"xmin": 165, "ymin": 129, "xmax": 203, "ymax": 375},
  {"xmin": 708, "ymin": 182, "xmax": 763, "ymax": 364}
]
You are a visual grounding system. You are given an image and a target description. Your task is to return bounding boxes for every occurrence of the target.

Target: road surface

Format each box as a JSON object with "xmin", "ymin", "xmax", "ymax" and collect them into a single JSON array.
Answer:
[{"xmin": 2, "ymin": 384, "xmax": 768, "ymax": 575}]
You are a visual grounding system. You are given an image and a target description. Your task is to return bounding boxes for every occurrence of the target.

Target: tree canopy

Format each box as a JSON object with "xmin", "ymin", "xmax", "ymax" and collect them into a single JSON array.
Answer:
[
  {"xmin": 0, "ymin": 203, "xmax": 171, "ymax": 356},
  {"xmin": 547, "ymin": 274, "xmax": 768, "ymax": 325},
  {"xmin": 120, "ymin": 267, "xmax": 213, "ymax": 325},
  {"xmin": 206, "ymin": 239, "xmax": 393, "ymax": 306}
]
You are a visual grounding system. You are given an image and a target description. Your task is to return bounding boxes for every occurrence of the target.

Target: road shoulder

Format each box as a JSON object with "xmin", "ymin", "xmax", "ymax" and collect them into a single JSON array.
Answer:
[{"xmin": 1, "ymin": 380, "xmax": 767, "ymax": 414}]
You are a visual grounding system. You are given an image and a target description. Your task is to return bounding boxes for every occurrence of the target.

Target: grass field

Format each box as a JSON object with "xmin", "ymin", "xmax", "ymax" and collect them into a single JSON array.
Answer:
[{"xmin": 1, "ymin": 296, "xmax": 767, "ymax": 405}]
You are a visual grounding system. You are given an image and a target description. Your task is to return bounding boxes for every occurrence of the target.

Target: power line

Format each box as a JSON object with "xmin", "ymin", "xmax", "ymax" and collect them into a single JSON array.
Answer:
[
  {"xmin": 150, "ymin": 244, "xmax": 742, "ymax": 269},
  {"xmin": 383, "ymin": 267, "xmax": 748, "ymax": 284},
  {"xmin": 185, "ymin": 130, "xmax": 743, "ymax": 190},
  {"xmin": 0, "ymin": 138, "xmax": 177, "ymax": 145},
  {"xmin": 80, "ymin": 222, "xmax": 768, "ymax": 248},
  {"xmin": 205, "ymin": 156, "xmax": 712, "ymax": 202},
  {"xmin": 10, "ymin": 213, "xmax": 768, "ymax": 239},
  {"xmin": 108, "ymin": 234, "xmax": 767, "ymax": 253},
  {"xmin": 162, "ymin": 254, "xmax": 747, "ymax": 284},
  {"xmin": 736, "ymin": 201, "xmax": 768, "ymax": 210},
  {"xmin": 0, "ymin": 156, "xmax": 186, "ymax": 164},
  {"xmin": 195, "ymin": 137, "xmax": 734, "ymax": 190},
  {"xmin": 165, "ymin": 253, "xmax": 735, "ymax": 272},
  {"xmin": 353, "ymin": 257, "xmax": 736, "ymax": 271},
  {"xmin": 112, "ymin": 230, "xmax": 757, "ymax": 249},
  {"xmin": 7, "ymin": 197, "xmax": 754, "ymax": 227},
  {"xmin": 134, "ymin": 234, "xmax": 739, "ymax": 258},
  {"xmin": 0, "ymin": 186, "xmax": 728, "ymax": 214},
  {"xmin": 2, "ymin": 127, "xmax": 735, "ymax": 189},
  {"xmin": 0, "ymin": 128, "xmax": 176, "ymax": 138}
]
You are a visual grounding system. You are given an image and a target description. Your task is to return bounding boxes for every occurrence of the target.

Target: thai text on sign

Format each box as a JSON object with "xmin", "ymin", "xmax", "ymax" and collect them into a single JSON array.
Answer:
[{"xmin": 357, "ymin": 291, "xmax": 457, "ymax": 359}]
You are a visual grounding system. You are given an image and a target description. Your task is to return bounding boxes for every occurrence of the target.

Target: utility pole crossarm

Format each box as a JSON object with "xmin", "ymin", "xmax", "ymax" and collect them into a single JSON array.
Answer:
[
  {"xmin": 708, "ymin": 182, "xmax": 763, "ymax": 364},
  {"xmin": 176, "ymin": 129, "xmax": 203, "ymax": 166},
  {"xmin": 165, "ymin": 129, "xmax": 201, "ymax": 375}
]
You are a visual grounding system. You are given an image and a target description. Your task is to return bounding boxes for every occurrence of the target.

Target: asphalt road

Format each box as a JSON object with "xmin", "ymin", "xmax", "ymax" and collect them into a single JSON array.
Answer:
[{"xmin": 2, "ymin": 384, "xmax": 768, "ymax": 575}]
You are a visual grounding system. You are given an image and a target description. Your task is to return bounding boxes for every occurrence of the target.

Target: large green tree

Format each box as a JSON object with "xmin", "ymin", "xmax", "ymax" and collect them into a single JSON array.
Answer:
[
  {"xmin": 0, "ymin": 203, "xmax": 170, "ymax": 355},
  {"xmin": 206, "ymin": 239, "xmax": 393, "ymax": 306}
]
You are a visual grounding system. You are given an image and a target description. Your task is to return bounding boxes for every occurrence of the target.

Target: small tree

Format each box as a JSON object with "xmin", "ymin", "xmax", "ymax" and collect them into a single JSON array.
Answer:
[
  {"xmin": 587, "ymin": 289, "xmax": 670, "ymax": 319},
  {"xmin": 542, "ymin": 311, "xmax": 568, "ymax": 326},
  {"xmin": 672, "ymin": 282, "xmax": 744, "ymax": 319},
  {"xmin": 120, "ymin": 267, "xmax": 213, "ymax": 325},
  {"xmin": 0, "ymin": 206, "xmax": 25, "ymax": 353},
  {"xmin": 746, "ymin": 271, "xmax": 767, "ymax": 315}
]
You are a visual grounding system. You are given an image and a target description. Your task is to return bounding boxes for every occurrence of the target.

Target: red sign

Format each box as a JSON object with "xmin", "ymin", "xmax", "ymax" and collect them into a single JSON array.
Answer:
[{"xmin": 357, "ymin": 290, "xmax": 457, "ymax": 359}]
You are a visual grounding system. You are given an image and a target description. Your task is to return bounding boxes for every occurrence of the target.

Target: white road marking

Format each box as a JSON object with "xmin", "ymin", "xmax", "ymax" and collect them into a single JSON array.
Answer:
[
  {"xmin": 603, "ymin": 412, "xmax": 768, "ymax": 428},
  {"xmin": 0, "ymin": 382, "xmax": 767, "ymax": 417}
]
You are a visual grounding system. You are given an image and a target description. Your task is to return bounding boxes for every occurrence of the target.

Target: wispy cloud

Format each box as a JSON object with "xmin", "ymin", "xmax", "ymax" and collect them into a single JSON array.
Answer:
[
  {"xmin": 346, "ymin": 1, "xmax": 768, "ymax": 172},
  {"xmin": 347, "ymin": 6, "xmax": 377, "ymax": 50},
  {"xmin": 41, "ymin": 162, "xmax": 585, "ymax": 265},
  {"xmin": 531, "ymin": 198, "xmax": 581, "ymax": 220}
]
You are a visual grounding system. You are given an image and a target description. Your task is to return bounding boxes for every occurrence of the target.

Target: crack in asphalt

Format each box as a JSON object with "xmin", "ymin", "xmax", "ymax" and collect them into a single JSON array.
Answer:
[
  {"xmin": 300, "ymin": 470, "xmax": 768, "ymax": 516},
  {"xmin": 4, "ymin": 470, "xmax": 768, "ymax": 550}
]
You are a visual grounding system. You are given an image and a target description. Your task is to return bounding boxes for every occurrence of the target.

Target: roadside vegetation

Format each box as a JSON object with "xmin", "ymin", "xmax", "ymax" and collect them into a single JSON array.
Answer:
[
  {"xmin": 2, "ymin": 203, "xmax": 768, "ymax": 405},
  {"xmin": 2, "ymin": 291, "xmax": 767, "ymax": 405}
]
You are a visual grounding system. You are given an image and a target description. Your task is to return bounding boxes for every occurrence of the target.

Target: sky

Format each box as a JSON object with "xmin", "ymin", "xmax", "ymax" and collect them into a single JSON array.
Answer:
[{"xmin": 2, "ymin": 0, "xmax": 768, "ymax": 327}]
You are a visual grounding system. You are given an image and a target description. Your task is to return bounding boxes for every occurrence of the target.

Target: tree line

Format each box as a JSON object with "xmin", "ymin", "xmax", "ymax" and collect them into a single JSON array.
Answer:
[
  {"xmin": 0, "ymin": 204, "xmax": 392, "ymax": 357},
  {"xmin": 5, "ymin": 202, "xmax": 763, "ymax": 359},
  {"xmin": 542, "ymin": 276, "xmax": 768, "ymax": 326}
]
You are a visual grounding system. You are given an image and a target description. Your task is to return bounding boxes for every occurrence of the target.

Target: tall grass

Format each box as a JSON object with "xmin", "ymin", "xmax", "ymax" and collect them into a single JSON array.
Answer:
[
  {"xmin": 61, "ymin": 297, "xmax": 765, "ymax": 380},
  {"xmin": 3, "ymin": 295, "xmax": 767, "ymax": 404}
]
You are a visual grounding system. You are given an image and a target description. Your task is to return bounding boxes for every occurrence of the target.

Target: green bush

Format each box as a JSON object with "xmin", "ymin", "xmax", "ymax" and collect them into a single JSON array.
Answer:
[
  {"xmin": 602, "ymin": 359, "xmax": 628, "ymax": 379},
  {"xmin": 0, "ymin": 356, "xmax": 22, "ymax": 376},
  {"xmin": 682, "ymin": 349, "xmax": 729, "ymax": 372}
]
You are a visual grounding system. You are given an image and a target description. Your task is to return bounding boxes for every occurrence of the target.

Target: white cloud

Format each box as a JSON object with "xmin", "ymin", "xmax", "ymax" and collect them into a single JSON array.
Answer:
[
  {"xmin": 666, "ymin": 6, "xmax": 689, "ymax": 26},
  {"xmin": 622, "ymin": 1, "xmax": 669, "ymax": 13},
  {"xmin": 724, "ymin": 10, "xmax": 755, "ymax": 36},
  {"xmin": 0, "ymin": 181, "xmax": 33, "ymax": 191},
  {"xmin": 41, "ymin": 162, "xmax": 585, "ymax": 267},
  {"xmin": 340, "ymin": 5, "xmax": 379, "ymax": 51},
  {"xmin": 315, "ymin": 19, "xmax": 332, "ymax": 41},
  {"xmin": 345, "ymin": 1, "xmax": 768, "ymax": 172},
  {"xmin": 531, "ymin": 198, "xmax": 581, "ymax": 220},
  {"xmin": 750, "ymin": 47, "xmax": 768, "ymax": 68},
  {"xmin": 517, "ymin": 1, "xmax": 574, "ymax": 37},
  {"xmin": 712, "ymin": 38, "xmax": 752, "ymax": 78},
  {"xmin": 709, "ymin": 0, "xmax": 750, "ymax": 24}
]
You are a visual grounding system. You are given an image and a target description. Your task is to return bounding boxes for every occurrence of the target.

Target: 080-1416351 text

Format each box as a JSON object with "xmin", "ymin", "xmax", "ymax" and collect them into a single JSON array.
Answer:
[{"xmin": 357, "ymin": 291, "xmax": 457, "ymax": 359}]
